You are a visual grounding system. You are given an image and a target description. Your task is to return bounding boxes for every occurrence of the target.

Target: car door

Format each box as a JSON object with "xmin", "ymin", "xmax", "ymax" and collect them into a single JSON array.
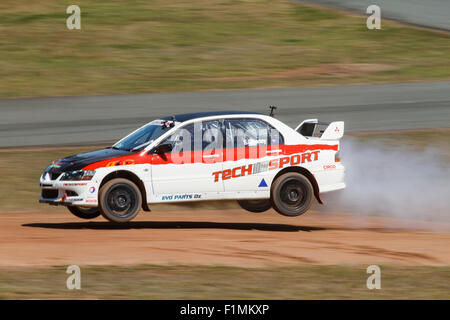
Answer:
[
  {"xmin": 222, "ymin": 118, "xmax": 284, "ymax": 192},
  {"xmin": 150, "ymin": 120, "xmax": 224, "ymax": 198}
]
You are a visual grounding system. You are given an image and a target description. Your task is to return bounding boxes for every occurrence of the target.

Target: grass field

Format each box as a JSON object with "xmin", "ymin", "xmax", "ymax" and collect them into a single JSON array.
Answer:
[
  {"xmin": 1, "ymin": 129, "xmax": 449, "ymax": 212},
  {"xmin": 0, "ymin": 0, "xmax": 449, "ymax": 98},
  {"xmin": 1, "ymin": 264, "xmax": 449, "ymax": 299}
]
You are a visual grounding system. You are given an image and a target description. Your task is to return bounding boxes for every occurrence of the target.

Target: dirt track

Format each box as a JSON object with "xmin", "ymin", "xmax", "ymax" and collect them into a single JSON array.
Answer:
[{"xmin": 1, "ymin": 209, "xmax": 449, "ymax": 267}]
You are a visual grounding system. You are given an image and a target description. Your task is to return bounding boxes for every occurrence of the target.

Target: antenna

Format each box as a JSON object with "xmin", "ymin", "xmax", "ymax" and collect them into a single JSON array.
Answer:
[{"xmin": 269, "ymin": 105, "xmax": 277, "ymax": 117}]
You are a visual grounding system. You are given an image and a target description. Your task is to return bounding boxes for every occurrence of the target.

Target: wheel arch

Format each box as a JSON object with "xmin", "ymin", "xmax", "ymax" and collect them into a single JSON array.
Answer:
[
  {"xmin": 99, "ymin": 170, "xmax": 151, "ymax": 211},
  {"xmin": 272, "ymin": 166, "xmax": 323, "ymax": 204}
]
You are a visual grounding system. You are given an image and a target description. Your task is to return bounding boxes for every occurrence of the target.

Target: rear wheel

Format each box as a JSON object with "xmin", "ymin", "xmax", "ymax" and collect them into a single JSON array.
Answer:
[
  {"xmin": 237, "ymin": 199, "xmax": 272, "ymax": 213},
  {"xmin": 99, "ymin": 178, "xmax": 142, "ymax": 223},
  {"xmin": 67, "ymin": 206, "xmax": 100, "ymax": 220},
  {"xmin": 270, "ymin": 172, "xmax": 313, "ymax": 217}
]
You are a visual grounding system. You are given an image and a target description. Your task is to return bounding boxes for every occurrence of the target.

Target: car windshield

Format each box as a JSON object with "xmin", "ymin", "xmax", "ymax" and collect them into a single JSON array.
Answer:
[{"xmin": 113, "ymin": 120, "xmax": 172, "ymax": 151}]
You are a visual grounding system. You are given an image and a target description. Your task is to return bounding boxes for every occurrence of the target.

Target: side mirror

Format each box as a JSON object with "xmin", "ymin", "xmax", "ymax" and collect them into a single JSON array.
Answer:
[{"xmin": 150, "ymin": 143, "xmax": 173, "ymax": 155}]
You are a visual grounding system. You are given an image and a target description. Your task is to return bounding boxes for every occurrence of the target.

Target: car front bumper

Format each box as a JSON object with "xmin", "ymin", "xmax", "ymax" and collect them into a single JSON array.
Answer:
[{"xmin": 39, "ymin": 174, "xmax": 99, "ymax": 207}]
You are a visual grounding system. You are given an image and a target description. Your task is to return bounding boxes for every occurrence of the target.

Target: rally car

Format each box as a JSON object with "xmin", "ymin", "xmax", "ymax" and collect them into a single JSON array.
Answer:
[{"xmin": 40, "ymin": 110, "xmax": 345, "ymax": 223}]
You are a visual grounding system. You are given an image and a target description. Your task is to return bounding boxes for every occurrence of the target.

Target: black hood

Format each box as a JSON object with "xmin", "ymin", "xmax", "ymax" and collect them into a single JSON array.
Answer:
[{"xmin": 45, "ymin": 148, "xmax": 137, "ymax": 174}]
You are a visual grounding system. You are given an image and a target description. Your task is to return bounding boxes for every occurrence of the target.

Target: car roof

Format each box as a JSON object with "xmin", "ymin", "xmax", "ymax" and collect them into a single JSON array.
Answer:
[{"xmin": 160, "ymin": 111, "xmax": 264, "ymax": 122}]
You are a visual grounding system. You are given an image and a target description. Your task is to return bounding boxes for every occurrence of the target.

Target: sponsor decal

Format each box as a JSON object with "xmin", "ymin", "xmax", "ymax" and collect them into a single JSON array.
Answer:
[
  {"xmin": 252, "ymin": 161, "xmax": 270, "ymax": 174},
  {"xmin": 49, "ymin": 161, "xmax": 63, "ymax": 169},
  {"xmin": 71, "ymin": 198, "xmax": 84, "ymax": 202},
  {"xmin": 258, "ymin": 178, "xmax": 268, "ymax": 188},
  {"xmin": 63, "ymin": 183, "xmax": 88, "ymax": 186},
  {"xmin": 212, "ymin": 151, "xmax": 320, "ymax": 182},
  {"xmin": 89, "ymin": 187, "xmax": 96, "ymax": 193},
  {"xmin": 162, "ymin": 194, "xmax": 201, "ymax": 201},
  {"xmin": 323, "ymin": 164, "xmax": 336, "ymax": 170},
  {"xmin": 85, "ymin": 199, "xmax": 97, "ymax": 203},
  {"xmin": 106, "ymin": 159, "xmax": 136, "ymax": 167}
]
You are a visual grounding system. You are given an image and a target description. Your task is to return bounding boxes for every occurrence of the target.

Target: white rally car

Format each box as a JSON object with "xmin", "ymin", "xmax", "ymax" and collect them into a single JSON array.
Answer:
[{"xmin": 40, "ymin": 110, "xmax": 345, "ymax": 223}]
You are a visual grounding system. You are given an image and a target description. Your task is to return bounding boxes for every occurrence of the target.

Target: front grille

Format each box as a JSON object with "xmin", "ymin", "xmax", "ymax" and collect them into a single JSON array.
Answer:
[
  {"xmin": 40, "ymin": 183, "xmax": 53, "ymax": 187},
  {"xmin": 65, "ymin": 190, "xmax": 78, "ymax": 197},
  {"xmin": 42, "ymin": 189, "xmax": 58, "ymax": 199}
]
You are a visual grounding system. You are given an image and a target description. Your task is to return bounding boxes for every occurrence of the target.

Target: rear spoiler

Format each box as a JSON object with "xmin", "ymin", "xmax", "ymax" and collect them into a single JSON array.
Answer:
[{"xmin": 295, "ymin": 119, "xmax": 344, "ymax": 140}]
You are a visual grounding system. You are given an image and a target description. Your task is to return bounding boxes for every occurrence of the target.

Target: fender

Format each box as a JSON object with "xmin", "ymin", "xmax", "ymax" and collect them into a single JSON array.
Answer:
[
  {"xmin": 100, "ymin": 170, "xmax": 151, "ymax": 212},
  {"xmin": 272, "ymin": 166, "xmax": 322, "ymax": 204}
]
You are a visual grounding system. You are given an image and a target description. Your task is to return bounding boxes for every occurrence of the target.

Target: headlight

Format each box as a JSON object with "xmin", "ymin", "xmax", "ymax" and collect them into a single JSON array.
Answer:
[{"xmin": 60, "ymin": 170, "xmax": 96, "ymax": 181}]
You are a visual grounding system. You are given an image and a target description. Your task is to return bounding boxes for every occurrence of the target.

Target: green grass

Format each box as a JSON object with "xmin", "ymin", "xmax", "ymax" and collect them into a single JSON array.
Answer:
[
  {"xmin": 1, "ymin": 129, "xmax": 449, "ymax": 212},
  {"xmin": 0, "ymin": 0, "xmax": 449, "ymax": 97},
  {"xmin": 1, "ymin": 264, "xmax": 449, "ymax": 299}
]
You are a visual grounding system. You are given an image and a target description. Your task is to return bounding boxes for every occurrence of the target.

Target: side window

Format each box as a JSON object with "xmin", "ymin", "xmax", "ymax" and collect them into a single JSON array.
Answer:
[
  {"xmin": 201, "ymin": 120, "xmax": 222, "ymax": 152},
  {"xmin": 224, "ymin": 118, "xmax": 283, "ymax": 148},
  {"xmin": 159, "ymin": 120, "xmax": 223, "ymax": 152},
  {"xmin": 160, "ymin": 123, "xmax": 195, "ymax": 152},
  {"xmin": 268, "ymin": 125, "xmax": 284, "ymax": 146}
]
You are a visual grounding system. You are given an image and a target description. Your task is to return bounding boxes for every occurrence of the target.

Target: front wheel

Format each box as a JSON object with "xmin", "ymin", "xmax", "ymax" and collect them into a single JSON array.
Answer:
[
  {"xmin": 67, "ymin": 206, "xmax": 101, "ymax": 220},
  {"xmin": 237, "ymin": 199, "xmax": 272, "ymax": 213},
  {"xmin": 270, "ymin": 172, "xmax": 313, "ymax": 217},
  {"xmin": 98, "ymin": 178, "xmax": 142, "ymax": 223}
]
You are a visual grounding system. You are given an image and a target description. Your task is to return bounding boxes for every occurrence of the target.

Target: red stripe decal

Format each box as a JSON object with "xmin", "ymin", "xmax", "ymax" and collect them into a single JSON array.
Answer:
[{"xmin": 83, "ymin": 144, "xmax": 338, "ymax": 169}]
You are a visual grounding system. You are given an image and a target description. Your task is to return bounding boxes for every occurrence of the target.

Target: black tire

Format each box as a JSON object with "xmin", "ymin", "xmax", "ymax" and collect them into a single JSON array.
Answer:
[
  {"xmin": 67, "ymin": 206, "xmax": 101, "ymax": 220},
  {"xmin": 237, "ymin": 199, "xmax": 272, "ymax": 213},
  {"xmin": 98, "ymin": 178, "xmax": 142, "ymax": 223},
  {"xmin": 270, "ymin": 172, "xmax": 313, "ymax": 217}
]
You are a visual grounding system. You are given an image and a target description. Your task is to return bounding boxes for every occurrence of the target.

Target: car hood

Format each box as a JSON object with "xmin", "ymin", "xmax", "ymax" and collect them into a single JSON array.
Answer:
[{"xmin": 45, "ymin": 148, "xmax": 137, "ymax": 174}]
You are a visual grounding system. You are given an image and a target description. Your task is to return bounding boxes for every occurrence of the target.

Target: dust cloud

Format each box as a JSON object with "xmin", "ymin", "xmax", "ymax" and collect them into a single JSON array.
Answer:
[{"xmin": 323, "ymin": 137, "xmax": 450, "ymax": 222}]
